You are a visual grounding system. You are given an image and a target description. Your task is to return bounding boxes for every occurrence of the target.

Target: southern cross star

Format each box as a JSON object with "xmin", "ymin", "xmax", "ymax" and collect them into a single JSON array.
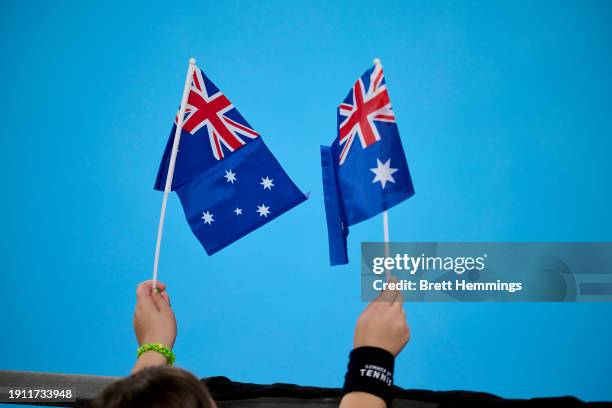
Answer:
[
  {"xmin": 370, "ymin": 158, "xmax": 399, "ymax": 189},
  {"xmin": 260, "ymin": 176, "xmax": 274, "ymax": 190},
  {"xmin": 234, "ymin": 207, "xmax": 243, "ymax": 215},
  {"xmin": 201, "ymin": 210, "xmax": 214, "ymax": 225},
  {"xmin": 256, "ymin": 204, "xmax": 271, "ymax": 217},
  {"xmin": 224, "ymin": 169, "xmax": 237, "ymax": 183}
]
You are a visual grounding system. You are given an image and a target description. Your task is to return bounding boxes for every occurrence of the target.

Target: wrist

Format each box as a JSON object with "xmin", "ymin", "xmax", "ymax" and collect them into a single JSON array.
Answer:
[
  {"xmin": 140, "ymin": 350, "xmax": 168, "ymax": 365},
  {"xmin": 137, "ymin": 343, "xmax": 176, "ymax": 365},
  {"xmin": 132, "ymin": 350, "xmax": 166, "ymax": 373},
  {"xmin": 354, "ymin": 340, "xmax": 397, "ymax": 357},
  {"xmin": 342, "ymin": 347, "xmax": 395, "ymax": 404},
  {"xmin": 142, "ymin": 335, "xmax": 175, "ymax": 349}
]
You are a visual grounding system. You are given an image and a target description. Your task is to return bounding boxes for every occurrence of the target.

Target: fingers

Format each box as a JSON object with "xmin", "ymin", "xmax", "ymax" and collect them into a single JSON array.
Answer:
[
  {"xmin": 137, "ymin": 280, "xmax": 166, "ymax": 297},
  {"xmin": 136, "ymin": 280, "xmax": 169, "ymax": 310},
  {"xmin": 136, "ymin": 281, "xmax": 155, "ymax": 307},
  {"xmin": 139, "ymin": 280, "xmax": 167, "ymax": 292}
]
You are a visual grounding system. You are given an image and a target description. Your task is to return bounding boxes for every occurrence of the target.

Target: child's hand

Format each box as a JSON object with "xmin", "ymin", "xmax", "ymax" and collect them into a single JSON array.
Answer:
[
  {"xmin": 353, "ymin": 277, "xmax": 410, "ymax": 356},
  {"xmin": 133, "ymin": 280, "xmax": 177, "ymax": 349}
]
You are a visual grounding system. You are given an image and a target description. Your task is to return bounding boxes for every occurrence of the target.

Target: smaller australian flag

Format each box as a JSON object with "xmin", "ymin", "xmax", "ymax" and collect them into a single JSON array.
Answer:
[{"xmin": 320, "ymin": 62, "xmax": 415, "ymax": 265}]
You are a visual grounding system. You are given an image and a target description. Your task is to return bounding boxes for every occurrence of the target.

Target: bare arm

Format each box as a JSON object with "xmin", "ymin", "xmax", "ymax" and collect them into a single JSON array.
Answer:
[{"xmin": 339, "ymin": 392, "xmax": 386, "ymax": 408}]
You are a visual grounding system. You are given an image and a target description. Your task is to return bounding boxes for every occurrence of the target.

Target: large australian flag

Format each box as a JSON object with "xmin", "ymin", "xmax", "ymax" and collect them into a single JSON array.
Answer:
[
  {"xmin": 155, "ymin": 65, "xmax": 306, "ymax": 255},
  {"xmin": 320, "ymin": 62, "xmax": 415, "ymax": 265}
]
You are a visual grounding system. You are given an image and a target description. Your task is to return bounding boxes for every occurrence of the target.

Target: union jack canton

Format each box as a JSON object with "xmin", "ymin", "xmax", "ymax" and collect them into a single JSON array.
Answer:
[
  {"xmin": 181, "ymin": 66, "xmax": 259, "ymax": 161},
  {"xmin": 337, "ymin": 63, "xmax": 396, "ymax": 165}
]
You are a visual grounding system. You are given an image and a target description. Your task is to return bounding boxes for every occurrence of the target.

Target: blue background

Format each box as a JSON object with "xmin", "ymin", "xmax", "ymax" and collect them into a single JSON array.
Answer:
[{"xmin": 1, "ymin": 0, "xmax": 611, "ymax": 403}]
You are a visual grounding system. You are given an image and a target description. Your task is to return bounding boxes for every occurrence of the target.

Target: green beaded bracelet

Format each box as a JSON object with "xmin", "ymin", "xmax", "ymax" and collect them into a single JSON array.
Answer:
[{"xmin": 137, "ymin": 343, "xmax": 176, "ymax": 365}]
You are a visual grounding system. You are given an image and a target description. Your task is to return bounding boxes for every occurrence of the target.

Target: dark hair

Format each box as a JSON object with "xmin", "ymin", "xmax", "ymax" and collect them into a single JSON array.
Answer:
[{"xmin": 90, "ymin": 366, "xmax": 215, "ymax": 408}]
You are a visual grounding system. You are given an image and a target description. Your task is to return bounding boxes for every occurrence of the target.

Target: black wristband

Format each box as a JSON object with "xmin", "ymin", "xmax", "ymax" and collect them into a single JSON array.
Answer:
[{"xmin": 342, "ymin": 346, "xmax": 395, "ymax": 404}]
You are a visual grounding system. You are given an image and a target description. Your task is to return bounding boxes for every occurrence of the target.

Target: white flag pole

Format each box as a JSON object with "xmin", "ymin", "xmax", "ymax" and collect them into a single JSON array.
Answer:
[
  {"xmin": 373, "ymin": 57, "xmax": 392, "ymax": 279},
  {"xmin": 383, "ymin": 210, "xmax": 390, "ymax": 247},
  {"xmin": 152, "ymin": 57, "xmax": 197, "ymax": 290},
  {"xmin": 383, "ymin": 210, "xmax": 391, "ymax": 279}
]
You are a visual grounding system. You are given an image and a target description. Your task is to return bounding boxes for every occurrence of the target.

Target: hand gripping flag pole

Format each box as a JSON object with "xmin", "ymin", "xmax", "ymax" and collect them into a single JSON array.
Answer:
[{"xmin": 152, "ymin": 58, "xmax": 197, "ymax": 290}]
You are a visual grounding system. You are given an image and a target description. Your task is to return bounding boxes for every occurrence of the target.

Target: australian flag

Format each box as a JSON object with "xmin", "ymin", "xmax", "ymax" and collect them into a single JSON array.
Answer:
[
  {"xmin": 155, "ymin": 65, "xmax": 306, "ymax": 255},
  {"xmin": 320, "ymin": 62, "xmax": 415, "ymax": 265}
]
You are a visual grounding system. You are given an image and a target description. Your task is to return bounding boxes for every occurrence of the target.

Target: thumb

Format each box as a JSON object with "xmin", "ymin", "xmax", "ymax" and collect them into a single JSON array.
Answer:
[
  {"xmin": 377, "ymin": 275, "xmax": 400, "ymax": 303},
  {"xmin": 151, "ymin": 289, "xmax": 171, "ymax": 313}
]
